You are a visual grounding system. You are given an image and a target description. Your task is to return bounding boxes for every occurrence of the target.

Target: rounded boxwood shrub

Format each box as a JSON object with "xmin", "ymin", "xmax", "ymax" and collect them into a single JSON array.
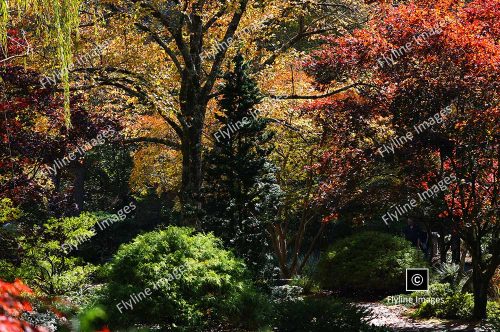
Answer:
[
  {"xmin": 98, "ymin": 226, "xmax": 270, "ymax": 330},
  {"xmin": 317, "ymin": 231, "xmax": 427, "ymax": 294}
]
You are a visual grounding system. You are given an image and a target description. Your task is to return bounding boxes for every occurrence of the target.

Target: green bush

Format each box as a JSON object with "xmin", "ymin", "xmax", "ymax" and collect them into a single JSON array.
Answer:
[
  {"xmin": 272, "ymin": 297, "xmax": 388, "ymax": 332},
  {"xmin": 486, "ymin": 301, "xmax": 500, "ymax": 330},
  {"xmin": 1, "ymin": 212, "xmax": 101, "ymax": 295},
  {"xmin": 412, "ymin": 283, "xmax": 499, "ymax": 321},
  {"xmin": 317, "ymin": 231, "xmax": 427, "ymax": 293},
  {"xmin": 415, "ymin": 292, "xmax": 474, "ymax": 319},
  {"xmin": 98, "ymin": 226, "xmax": 270, "ymax": 330}
]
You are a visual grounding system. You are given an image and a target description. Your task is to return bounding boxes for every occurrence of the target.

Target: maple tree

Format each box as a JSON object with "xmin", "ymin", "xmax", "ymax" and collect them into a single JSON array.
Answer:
[
  {"xmin": 303, "ymin": 0, "xmax": 499, "ymax": 318},
  {"xmin": 1, "ymin": 28, "xmax": 121, "ymax": 211}
]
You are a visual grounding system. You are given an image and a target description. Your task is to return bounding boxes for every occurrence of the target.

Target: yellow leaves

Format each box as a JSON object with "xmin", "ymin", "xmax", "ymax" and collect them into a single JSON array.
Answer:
[
  {"xmin": 130, "ymin": 146, "xmax": 182, "ymax": 197},
  {"xmin": 0, "ymin": 198, "xmax": 22, "ymax": 224},
  {"xmin": 126, "ymin": 96, "xmax": 139, "ymax": 106},
  {"xmin": 0, "ymin": 0, "xmax": 7, "ymax": 54}
]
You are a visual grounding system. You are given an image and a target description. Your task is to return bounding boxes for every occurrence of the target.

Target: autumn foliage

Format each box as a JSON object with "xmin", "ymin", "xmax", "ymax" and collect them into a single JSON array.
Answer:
[
  {"xmin": 303, "ymin": 0, "xmax": 499, "ymax": 219},
  {"xmin": 0, "ymin": 279, "xmax": 46, "ymax": 332},
  {"xmin": 303, "ymin": 0, "xmax": 499, "ymax": 319}
]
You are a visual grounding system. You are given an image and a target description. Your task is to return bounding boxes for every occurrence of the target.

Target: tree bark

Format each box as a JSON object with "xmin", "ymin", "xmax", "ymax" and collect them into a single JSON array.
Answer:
[
  {"xmin": 438, "ymin": 229, "xmax": 448, "ymax": 263},
  {"xmin": 471, "ymin": 262, "xmax": 488, "ymax": 319},
  {"xmin": 451, "ymin": 233, "xmax": 461, "ymax": 264},
  {"xmin": 469, "ymin": 240, "xmax": 495, "ymax": 320},
  {"xmin": 179, "ymin": 116, "xmax": 204, "ymax": 226},
  {"xmin": 72, "ymin": 162, "xmax": 86, "ymax": 213},
  {"xmin": 178, "ymin": 71, "xmax": 206, "ymax": 225}
]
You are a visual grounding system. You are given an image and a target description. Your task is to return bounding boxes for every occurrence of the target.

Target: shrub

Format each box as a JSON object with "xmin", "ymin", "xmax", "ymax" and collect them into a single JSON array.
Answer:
[
  {"xmin": 434, "ymin": 262, "xmax": 470, "ymax": 292},
  {"xmin": 289, "ymin": 275, "xmax": 320, "ymax": 295},
  {"xmin": 486, "ymin": 301, "xmax": 500, "ymax": 330},
  {"xmin": 411, "ymin": 283, "xmax": 499, "ymax": 320},
  {"xmin": 1, "ymin": 212, "xmax": 101, "ymax": 295},
  {"xmin": 0, "ymin": 279, "xmax": 46, "ymax": 332},
  {"xmin": 272, "ymin": 297, "xmax": 388, "ymax": 332},
  {"xmin": 413, "ymin": 292, "xmax": 474, "ymax": 319},
  {"xmin": 412, "ymin": 282, "xmax": 454, "ymax": 301},
  {"xmin": 98, "ymin": 226, "xmax": 270, "ymax": 330},
  {"xmin": 270, "ymin": 285, "xmax": 304, "ymax": 303},
  {"xmin": 317, "ymin": 231, "xmax": 427, "ymax": 293}
]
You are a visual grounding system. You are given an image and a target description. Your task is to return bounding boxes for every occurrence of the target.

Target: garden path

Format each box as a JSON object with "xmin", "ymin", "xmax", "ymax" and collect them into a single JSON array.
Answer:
[{"xmin": 358, "ymin": 302, "xmax": 494, "ymax": 332}]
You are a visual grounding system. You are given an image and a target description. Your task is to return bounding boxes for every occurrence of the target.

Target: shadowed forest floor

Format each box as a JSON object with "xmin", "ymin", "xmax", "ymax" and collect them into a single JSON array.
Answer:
[{"xmin": 359, "ymin": 302, "xmax": 495, "ymax": 332}]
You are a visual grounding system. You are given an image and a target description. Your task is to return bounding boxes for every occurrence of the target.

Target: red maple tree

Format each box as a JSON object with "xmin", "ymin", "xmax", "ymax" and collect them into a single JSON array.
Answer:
[{"xmin": 303, "ymin": 0, "xmax": 498, "ymax": 318}]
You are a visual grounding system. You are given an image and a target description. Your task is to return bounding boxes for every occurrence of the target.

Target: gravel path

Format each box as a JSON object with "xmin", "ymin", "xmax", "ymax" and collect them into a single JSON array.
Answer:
[{"xmin": 358, "ymin": 302, "xmax": 495, "ymax": 332}]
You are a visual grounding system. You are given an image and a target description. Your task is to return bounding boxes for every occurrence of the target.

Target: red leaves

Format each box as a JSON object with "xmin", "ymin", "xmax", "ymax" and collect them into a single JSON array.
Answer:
[
  {"xmin": 304, "ymin": 0, "xmax": 499, "ymax": 95},
  {"xmin": 322, "ymin": 213, "xmax": 339, "ymax": 224},
  {"xmin": 0, "ymin": 279, "xmax": 47, "ymax": 332},
  {"xmin": 96, "ymin": 327, "xmax": 111, "ymax": 332},
  {"xmin": 0, "ymin": 279, "xmax": 33, "ymax": 316},
  {"xmin": 304, "ymin": 0, "xmax": 499, "ymax": 226}
]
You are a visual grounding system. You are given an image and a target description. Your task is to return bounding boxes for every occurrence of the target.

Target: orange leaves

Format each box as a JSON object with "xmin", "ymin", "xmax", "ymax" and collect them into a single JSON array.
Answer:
[
  {"xmin": 322, "ymin": 212, "xmax": 339, "ymax": 224},
  {"xmin": 0, "ymin": 279, "xmax": 33, "ymax": 317},
  {"xmin": 0, "ymin": 279, "xmax": 47, "ymax": 332}
]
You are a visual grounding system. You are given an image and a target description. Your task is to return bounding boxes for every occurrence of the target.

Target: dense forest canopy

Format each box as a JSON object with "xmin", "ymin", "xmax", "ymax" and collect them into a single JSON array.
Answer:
[{"xmin": 0, "ymin": 0, "xmax": 498, "ymax": 331}]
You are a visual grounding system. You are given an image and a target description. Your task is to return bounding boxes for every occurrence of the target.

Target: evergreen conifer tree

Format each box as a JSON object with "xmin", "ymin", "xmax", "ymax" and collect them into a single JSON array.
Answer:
[{"xmin": 202, "ymin": 54, "xmax": 282, "ymax": 277}]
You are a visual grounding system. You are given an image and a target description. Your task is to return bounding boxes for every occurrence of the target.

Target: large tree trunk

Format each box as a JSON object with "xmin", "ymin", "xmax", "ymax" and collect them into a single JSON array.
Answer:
[
  {"xmin": 471, "ymin": 262, "xmax": 489, "ymax": 319},
  {"xmin": 469, "ymin": 241, "xmax": 493, "ymax": 320},
  {"xmin": 180, "ymin": 122, "xmax": 204, "ymax": 226},
  {"xmin": 72, "ymin": 162, "xmax": 86, "ymax": 213},
  {"xmin": 179, "ymin": 71, "xmax": 206, "ymax": 226}
]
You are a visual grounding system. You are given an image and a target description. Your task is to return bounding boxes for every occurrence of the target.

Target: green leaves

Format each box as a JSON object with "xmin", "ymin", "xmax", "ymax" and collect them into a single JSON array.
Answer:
[
  {"xmin": 0, "ymin": 198, "xmax": 22, "ymax": 224},
  {"xmin": 99, "ymin": 226, "xmax": 258, "ymax": 329}
]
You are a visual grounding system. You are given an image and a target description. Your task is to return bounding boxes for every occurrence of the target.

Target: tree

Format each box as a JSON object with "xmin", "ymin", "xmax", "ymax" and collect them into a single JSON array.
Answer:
[
  {"xmin": 303, "ymin": 0, "xmax": 499, "ymax": 318},
  {"xmin": 1, "ymin": 1, "xmax": 83, "ymax": 126},
  {"xmin": 1, "ymin": 29, "xmax": 121, "ymax": 214},
  {"xmin": 7, "ymin": 0, "xmax": 370, "ymax": 224},
  {"xmin": 439, "ymin": 110, "xmax": 498, "ymax": 319},
  {"xmin": 202, "ymin": 54, "xmax": 282, "ymax": 277},
  {"xmin": 0, "ymin": 203, "xmax": 101, "ymax": 295},
  {"xmin": 3, "ymin": 0, "xmax": 372, "ymax": 224}
]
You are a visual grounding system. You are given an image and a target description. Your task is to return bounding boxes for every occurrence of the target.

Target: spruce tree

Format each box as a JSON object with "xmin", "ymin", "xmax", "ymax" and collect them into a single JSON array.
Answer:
[{"xmin": 202, "ymin": 54, "xmax": 282, "ymax": 277}]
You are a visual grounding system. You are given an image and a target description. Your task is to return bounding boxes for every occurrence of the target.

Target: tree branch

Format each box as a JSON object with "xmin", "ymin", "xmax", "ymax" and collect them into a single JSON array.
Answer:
[
  {"xmin": 202, "ymin": 0, "xmax": 249, "ymax": 100},
  {"xmin": 135, "ymin": 22, "xmax": 183, "ymax": 73},
  {"xmin": 267, "ymin": 82, "xmax": 370, "ymax": 100},
  {"xmin": 123, "ymin": 137, "xmax": 181, "ymax": 150}
]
